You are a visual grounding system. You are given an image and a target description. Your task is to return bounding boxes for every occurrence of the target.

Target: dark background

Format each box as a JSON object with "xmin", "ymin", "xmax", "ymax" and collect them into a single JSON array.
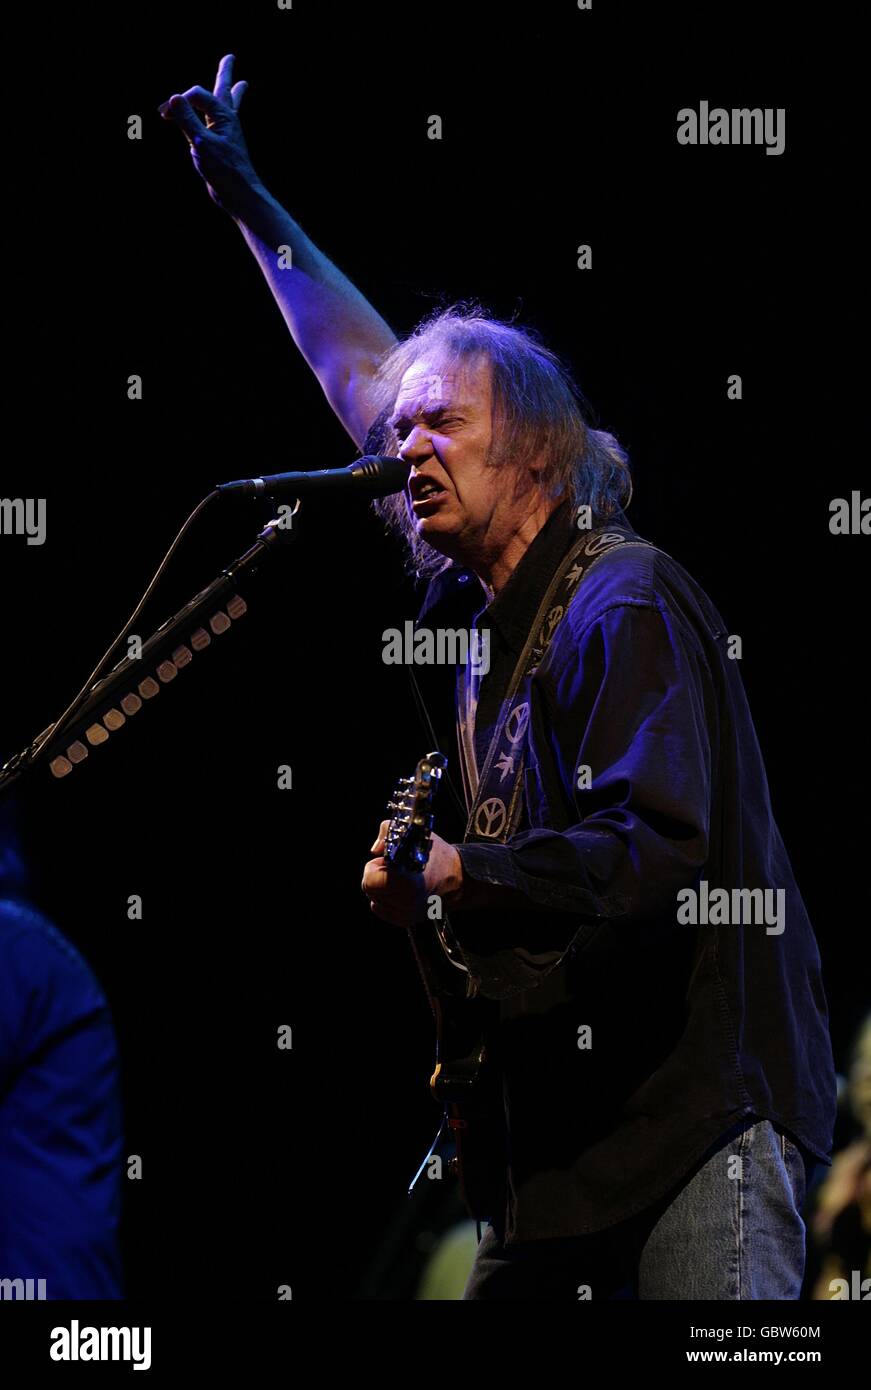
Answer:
[{"xmin": 2, "ymin": 1, "xmax": 866, "ymax": 1299}]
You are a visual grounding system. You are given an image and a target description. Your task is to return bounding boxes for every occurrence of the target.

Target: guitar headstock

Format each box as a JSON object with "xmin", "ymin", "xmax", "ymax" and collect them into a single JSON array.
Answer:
[{"xmin": 383, "ymin": 751, "xmax": 448, "ymax": 873}]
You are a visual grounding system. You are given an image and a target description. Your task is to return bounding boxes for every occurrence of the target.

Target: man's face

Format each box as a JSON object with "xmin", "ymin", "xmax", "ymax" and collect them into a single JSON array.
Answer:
[{"xmin": 389, "ymin": 355, "xmax": 531, "ymax": 567}]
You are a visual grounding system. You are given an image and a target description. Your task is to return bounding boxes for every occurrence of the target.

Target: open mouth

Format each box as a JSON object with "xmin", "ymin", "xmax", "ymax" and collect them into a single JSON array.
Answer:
[{"xmin": 410, "ymin": 477, "xmax": 449, "ymax": 509}]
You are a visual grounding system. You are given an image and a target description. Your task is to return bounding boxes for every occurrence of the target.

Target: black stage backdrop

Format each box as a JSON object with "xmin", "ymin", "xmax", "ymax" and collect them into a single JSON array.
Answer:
[{"xmin": 2, "ymin": 0, "xmax": 867, "ymax": 1305}]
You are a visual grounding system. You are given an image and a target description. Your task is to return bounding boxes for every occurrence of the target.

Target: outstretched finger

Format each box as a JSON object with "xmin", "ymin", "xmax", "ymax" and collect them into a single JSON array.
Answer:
[
  {"xmin": 230, "ymin": 80, "xmax": 248, "ymax": 111},
  {"xmin": 370, "ymin": 819, "xmax": 391, "ymax": 853},
  {"xmin": 214, "ymin": 53, "xmax": 235, "ymax": 104}
]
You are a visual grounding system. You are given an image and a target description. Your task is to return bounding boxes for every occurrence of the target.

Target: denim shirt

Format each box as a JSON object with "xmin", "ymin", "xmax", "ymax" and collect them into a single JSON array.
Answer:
[
  {"xmin": 407, "ymin": 498, "xmax": 837, "ymax": 1241},
  {"xmin": 0, "ymin": 898, "xmax": 124, "ymax": 1296}
]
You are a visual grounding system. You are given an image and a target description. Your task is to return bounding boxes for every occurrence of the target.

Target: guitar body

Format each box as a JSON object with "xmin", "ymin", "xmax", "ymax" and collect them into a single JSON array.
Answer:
[{"xmin": 384, "ymin": 753, "xmax": 505, "ymax": 1221}]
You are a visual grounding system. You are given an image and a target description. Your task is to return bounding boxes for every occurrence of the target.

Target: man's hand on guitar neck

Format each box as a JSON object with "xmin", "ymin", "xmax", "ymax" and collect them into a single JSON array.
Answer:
[{"xmin": 362, "ymin": 821, "xmax": 464, "ymax": 928}]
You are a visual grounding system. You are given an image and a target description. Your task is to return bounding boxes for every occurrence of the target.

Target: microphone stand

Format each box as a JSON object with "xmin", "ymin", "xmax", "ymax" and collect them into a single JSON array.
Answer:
[{"xmin": 0, "ymin": 509, "xmax": 298, "ymax": 797}]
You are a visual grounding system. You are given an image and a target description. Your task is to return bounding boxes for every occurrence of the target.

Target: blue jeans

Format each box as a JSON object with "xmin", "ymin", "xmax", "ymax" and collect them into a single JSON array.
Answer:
[{"xmin": 463, "ymin": 1120, "xmax": 812, "ymax": 1300}]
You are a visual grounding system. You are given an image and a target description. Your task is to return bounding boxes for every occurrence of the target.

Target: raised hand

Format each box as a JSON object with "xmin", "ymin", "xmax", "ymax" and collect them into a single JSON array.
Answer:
[{"xmin": 159, "ymin": 54, "xmax": 261, "ymax": 214}]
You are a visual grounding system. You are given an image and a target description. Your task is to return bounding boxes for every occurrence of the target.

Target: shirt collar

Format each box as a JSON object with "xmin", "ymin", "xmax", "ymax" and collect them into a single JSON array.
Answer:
[
  {"xmin": 479, "ymin": 498, "xmax": 578, "ymax": 653},
  {"xmin": 417, "ymin": 499, "xmax": 634, "ymax": 645}
]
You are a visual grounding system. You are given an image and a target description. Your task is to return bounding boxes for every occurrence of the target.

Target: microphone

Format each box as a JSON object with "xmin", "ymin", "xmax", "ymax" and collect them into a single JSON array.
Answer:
[{"xmin": 217, "ymin": 455, "xmax": 410, "ymax": 501}]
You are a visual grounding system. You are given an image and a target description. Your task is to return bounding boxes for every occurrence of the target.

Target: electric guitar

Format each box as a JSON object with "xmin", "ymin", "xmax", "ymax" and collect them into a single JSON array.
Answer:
[{"xmin": 383, "ymin": 751, "xmax": 503, "ymax": 1219}]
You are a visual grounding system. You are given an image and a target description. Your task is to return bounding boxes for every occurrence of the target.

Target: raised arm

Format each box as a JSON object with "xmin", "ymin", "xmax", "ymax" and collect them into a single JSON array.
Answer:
[{"xmin": 159, "ymin": 54, "xmax": 397, "ymax": 449}]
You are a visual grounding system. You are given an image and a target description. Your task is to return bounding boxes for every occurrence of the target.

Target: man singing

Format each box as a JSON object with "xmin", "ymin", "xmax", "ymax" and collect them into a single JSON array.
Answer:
[{"xmin": 161, "ymin": 55, "xmax": 837, "ymax": 1300}]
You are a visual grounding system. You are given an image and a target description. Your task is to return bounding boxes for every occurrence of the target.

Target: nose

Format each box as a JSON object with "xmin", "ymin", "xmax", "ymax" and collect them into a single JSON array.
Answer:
[{"xmin": 398, "ymin": 426, "xmax": 435, "ymax": 465}]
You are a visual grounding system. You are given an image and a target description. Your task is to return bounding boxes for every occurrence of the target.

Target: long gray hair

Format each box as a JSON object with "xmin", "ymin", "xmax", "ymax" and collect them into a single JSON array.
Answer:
[{"xmin": 369, "ymin": 303, "xmax": 633, "ymax": 579}]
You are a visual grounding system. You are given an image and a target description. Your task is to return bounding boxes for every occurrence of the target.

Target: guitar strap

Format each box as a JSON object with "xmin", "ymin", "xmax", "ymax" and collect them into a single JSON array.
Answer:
[{"xmin": 456, "ymin": 522, "xmax": 659, "ymax": 846}]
